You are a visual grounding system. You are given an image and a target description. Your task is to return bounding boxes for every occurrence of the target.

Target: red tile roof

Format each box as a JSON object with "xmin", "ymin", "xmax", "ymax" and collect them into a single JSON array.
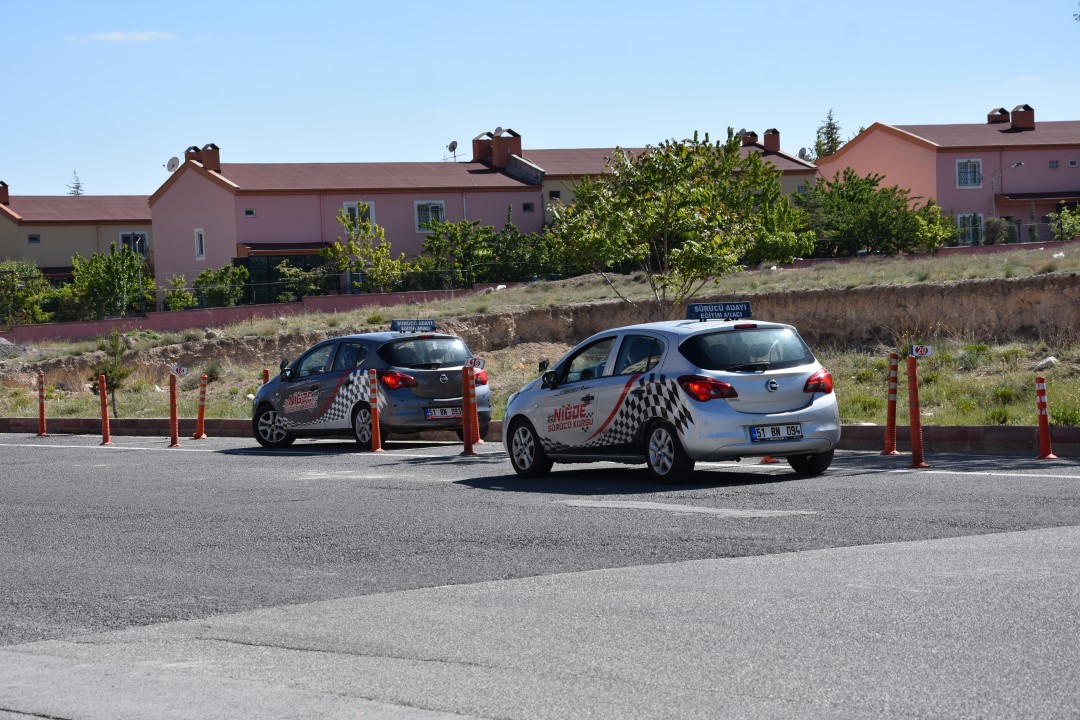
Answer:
[
  {"xmin": 1, "ymin": 195, "xmax": 150, "ymax": 223},
  {"xmin": 522, "ymin": 145, "xmax": 815, "ymax": 177},
  {"xmin": 893, "ymin": 120, "xmax": 1080, "ymax": 148},
  {"xmin": 217, "ymin": 162, "xmax": 535, "ymax": 192}
]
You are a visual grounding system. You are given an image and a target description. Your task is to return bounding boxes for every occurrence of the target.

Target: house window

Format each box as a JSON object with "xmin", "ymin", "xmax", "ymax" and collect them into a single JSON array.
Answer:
[
  {"xmin": 415, "ymin": 201, "xmax": 444, "ymax": 232},
  {"xmin": 244, "ymin": 208, "xmax": 256, "ymax": 218},
  {"xmin": 523, "ymin": 202, "xmax": 535, "ymax": 213},
  {"xmin": 548, "ymin": 190, "xmax": 561, "ymax": 201},
  {"xmin": 120, "ymin": 231, "xmax": 148, "ymax": 255},
  {"xmin": 956, "ymin": 159, "xmax": 982, "ymax": 188},
  {"xmin": 1070, "ymin": 160, "xmax": 1079, "ymax": 168},
  {"xmin": 1049, "ymin": 160, "xmax": 1059, "ymax": 170},
  {"xmin": 957, "ymin": 213, "xmax": 984, "ymax": 246},
  {"xmin": 27, "ymin": 233, "xmax": 41, "ymax": 245},
  {"xmin": 194, "ymin": 228, "xmax": 205, "ymax": 260},
  {"xmin": 343, "ymin": 201, "xmax": 374, "ymax": 225}
]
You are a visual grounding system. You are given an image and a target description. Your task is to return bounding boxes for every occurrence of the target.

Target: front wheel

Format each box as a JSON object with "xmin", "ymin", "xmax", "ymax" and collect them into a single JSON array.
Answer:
[
  {"xmin": 787, "ymin": 449, "xmax": 834, "ymax": 476},
  {"xmin": 645, "ymin": 422, "xmax": 694, "ymax": 483},
  {"xmin": 253, "ymin": 405, "xmax": 295, "ymax": 449},
  {"xmin": 508, "ymin": 419, "xmax": 553, "ymax": 477}
]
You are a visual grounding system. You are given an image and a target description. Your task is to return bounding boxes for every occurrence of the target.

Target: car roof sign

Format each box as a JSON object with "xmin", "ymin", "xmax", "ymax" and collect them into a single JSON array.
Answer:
[
  {"xmin": 390, "ymin": 319, "xmax": 437, "ymax": 332},
  {"xmin": 686, "ymin": 302, "xmax": 752, "ymax": 322}
]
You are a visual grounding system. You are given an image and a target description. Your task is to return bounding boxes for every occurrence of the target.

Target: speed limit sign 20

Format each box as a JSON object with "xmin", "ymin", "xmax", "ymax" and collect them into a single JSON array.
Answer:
[{"xmin": 909, "ymin": 345, "xmax": 934, "ymax": 358}]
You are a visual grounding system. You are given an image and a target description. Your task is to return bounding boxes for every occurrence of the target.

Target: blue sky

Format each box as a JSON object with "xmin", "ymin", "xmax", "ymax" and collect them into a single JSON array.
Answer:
[{"xmin": 2, "ymin": 0, "xmax": 1078, "ymax": 196}]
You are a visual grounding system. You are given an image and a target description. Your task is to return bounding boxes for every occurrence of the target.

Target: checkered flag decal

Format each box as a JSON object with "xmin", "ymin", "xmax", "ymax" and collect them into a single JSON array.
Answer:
[
  {"xmin": 277, "ymin": 369, "xmax": 369, "ymax": 431},
  {"xmin": 540, "ymin": 373, "xmax": 694, "ymax": 453}
]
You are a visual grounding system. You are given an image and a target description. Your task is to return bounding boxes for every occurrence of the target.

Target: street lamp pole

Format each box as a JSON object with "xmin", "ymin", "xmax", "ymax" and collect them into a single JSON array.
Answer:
[
  {"xmin": 133, "ymin": 235, "xmax": 144, "ymax": 314},
  {"xmin": 984, "ymin": 161, "xmax": 1025, "ymax": 219}
]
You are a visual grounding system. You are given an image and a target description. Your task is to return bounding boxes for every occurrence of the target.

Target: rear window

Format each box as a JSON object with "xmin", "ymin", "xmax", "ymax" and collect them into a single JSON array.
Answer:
[
  {"xmin": 378, "ymin": 337, "xmax": 471, "ymax": 369},
  {"xmin": 679, "ymin": 327, "xmax": 814, "ymax": 371}
]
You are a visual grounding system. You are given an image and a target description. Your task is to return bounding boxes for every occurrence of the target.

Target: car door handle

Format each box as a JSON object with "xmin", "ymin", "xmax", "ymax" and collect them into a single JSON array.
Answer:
[
  {"xmin": 629, "ymin": 388, "xmax": 644, "ymax": 397},
  {"xmin": 581, "ymin": 395, "xmax": 595, "ymax": 404}
]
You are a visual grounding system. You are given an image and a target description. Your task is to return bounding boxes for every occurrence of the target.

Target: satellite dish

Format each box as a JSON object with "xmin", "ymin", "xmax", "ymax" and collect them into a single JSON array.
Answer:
[
  {"xmin": 447, "ymin": 140, "xmax": 458, "ymax": 153},
  {"xmin": 798, "ymin": 148, "xmax": 809, "ymax": 161},
  {"xmin": 165, "ymin": 157, "xmax": 180, "ymax": 172},
  {"xmin": 493, "ymin": 126, "xmax": 504, "ymax": 136}
]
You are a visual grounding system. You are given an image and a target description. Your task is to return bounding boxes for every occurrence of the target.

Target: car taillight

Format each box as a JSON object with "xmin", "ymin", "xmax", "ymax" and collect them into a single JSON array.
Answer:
[
  {"xmin": 474, "ymin": 369, "xmax": 488, "ymax": 385},
  {"xmin": 804, "ymin": 368, "xmax": 833, "ymax": 394},
  {"xmin": 379, "ymin": 370, "xmax": 417, "ymax": 390},
  {"xmin": 678, "ymin": 375, "xmax": 738, "ymax": 401}
]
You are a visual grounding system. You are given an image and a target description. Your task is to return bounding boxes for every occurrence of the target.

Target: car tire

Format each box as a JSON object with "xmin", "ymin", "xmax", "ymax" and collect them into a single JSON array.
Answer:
[
  {"xmin": 253, "ymin": 404, "xmax": 295, "ymax": 449},
  {"xmin": 787, "ymin": 449, "xmax": 834, "ymax": 476},
  {"xmin": 645, "ymin": 422, "xmax": 694, "ymax": 483},
  {"xmin": 352, "ymin": 404, "xmax": 374, "ymax": 450},
  {"xmin": 508, "ymin": 418, "xmax": 553, "ymax": 477}
]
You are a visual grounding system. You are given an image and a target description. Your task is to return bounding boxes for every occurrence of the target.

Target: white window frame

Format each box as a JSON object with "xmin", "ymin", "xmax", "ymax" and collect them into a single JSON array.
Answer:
[
  {"xmin": 343, "ymin": 201, "xmax": 375, "ymax": 226},
  {"xmin": 119, "ymin": 230, "xmax": 149, "ymax": 255},
  {"xmin": 414, "ymin": 200, "xmax": 445, "ymax": 233},
  {"xmin": 1069, "ymin": 160, "xmax": 1079, "ymax": 169},
  {"xmin": 194, "ymin": 228, "xmax": 205, "ymax": 260},
  {"xmin": 244, "ymin": 208, "xmax": 256, "ymax": 218},
  {"xmin": 956, "ymin": 159, "xmax": 982, "ymax": 189},
  {"xmin": 957, "ymin": 213, "xmax": 984, "ymax": 246}
]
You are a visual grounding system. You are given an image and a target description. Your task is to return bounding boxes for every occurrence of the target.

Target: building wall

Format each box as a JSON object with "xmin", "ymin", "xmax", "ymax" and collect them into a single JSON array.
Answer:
[
  {"xmin": 150, "ymin": 170, "xmax": 238, "ymax": 286},
  {"xmin": 0, "ymin": 219, "xmax": 151, "ymax": 268},
  {"xmin": 816, "ymin": 129, "xmax": 938, "ymax": 202}
]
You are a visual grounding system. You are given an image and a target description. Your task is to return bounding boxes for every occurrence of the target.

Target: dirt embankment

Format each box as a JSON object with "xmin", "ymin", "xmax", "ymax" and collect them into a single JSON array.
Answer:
[{"xmin": 2, "ymin": 273, "xmax": 1078, "ymax": 389}]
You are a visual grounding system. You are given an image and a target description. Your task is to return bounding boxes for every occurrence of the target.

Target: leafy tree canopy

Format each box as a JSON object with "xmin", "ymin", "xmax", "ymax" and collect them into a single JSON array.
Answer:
[
  {"xmin": 69, "ymin": 243, "xmax": 150, "ymax": 319},
  {"xmin": 0, "ymin": 259, "xmax": 52, "ymax": 326},
  {"xmin": 547, "ymin": 129, "xmax": 809, "ymax": 320}
]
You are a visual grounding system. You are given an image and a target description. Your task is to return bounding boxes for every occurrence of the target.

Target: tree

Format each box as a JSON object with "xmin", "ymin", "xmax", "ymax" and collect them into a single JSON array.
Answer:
[
  {"xmin": 812, "ymin": 110, "xmax": 844, "ymax": 161},
  {"xmin": 548, "ymin": 130, "xmax": 807, "ymax": 320},
  {"xmin": 68, "ymin": 243, "xmax": 147, "ymax": 319},
  {"xmin": 67, "ymin": 171, "xmax": 84, "ymax": 196},
  {"xmin": 162, "ymin": 274, "xmax": 198, "ymax": 311},
  {"xmin": 793, "ymin": 169, "xmax": 953, "ymax": 257},
  {"xmin": 1046, "ymin": 204, "xmax": 1080, "ymax": 242},
  {"xmin": 88, "ymin": 329, "xmax": 134, "ymax": 418},
  {"xmin": 192, "ymin": 264, "xmax": 249, "ymax": 307},
  {"xmin": 328, "ymin": 202, "xmax": 416, "ymax": 293},
  {"xmin": 0, "ymin": 260, "xmax": 52, "ymax": 326},
  {"xmin": 419, "ymin": 218, "xmax": 495, "ymax": 287}
]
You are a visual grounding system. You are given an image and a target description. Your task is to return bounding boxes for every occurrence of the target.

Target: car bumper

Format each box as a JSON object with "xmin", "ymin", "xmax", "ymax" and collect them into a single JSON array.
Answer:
[{"xmin": 680, "ymin": 396, "xmax": 841, "ymax": 460}]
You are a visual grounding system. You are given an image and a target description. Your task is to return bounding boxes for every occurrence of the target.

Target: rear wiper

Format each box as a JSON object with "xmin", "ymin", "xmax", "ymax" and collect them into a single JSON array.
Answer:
[{"xmin": 725, "ymin": 362, "xmax": 771, "ymax": 372}]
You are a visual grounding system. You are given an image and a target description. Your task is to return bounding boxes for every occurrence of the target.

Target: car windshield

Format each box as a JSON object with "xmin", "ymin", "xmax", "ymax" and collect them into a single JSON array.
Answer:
[
  {"xmin": 679, "ymin": 327, "xmax": 814, "ymax": 371},
  {"xmin": 378, "ymin": 337, "xmax": 471, "ymax": 369}
]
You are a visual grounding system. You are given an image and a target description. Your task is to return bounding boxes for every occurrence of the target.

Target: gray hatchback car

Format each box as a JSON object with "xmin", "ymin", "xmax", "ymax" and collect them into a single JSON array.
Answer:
[{"xmin": 252, "ymin": 331, "xmax": 491, "ymax": 448}]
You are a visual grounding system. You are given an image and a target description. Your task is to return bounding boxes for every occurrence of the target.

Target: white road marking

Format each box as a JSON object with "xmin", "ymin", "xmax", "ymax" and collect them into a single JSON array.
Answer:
[
  {"xmin": 560, "ymin": 500, "xmax": 816, "ymax": 517},
  {"xmin": 884, "ymin": 468, "xmax": 1080, "ymax": 480}
]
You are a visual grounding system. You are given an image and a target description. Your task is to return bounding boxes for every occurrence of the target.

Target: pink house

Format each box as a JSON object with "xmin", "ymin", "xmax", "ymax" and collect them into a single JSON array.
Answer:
[
  {"xmin": 816, "ymin": 104, "xmax": 1080, "ymax": 244},
  {"xmin": 149, "ymin": 137, "xmax": 544, "ymax": 297}
]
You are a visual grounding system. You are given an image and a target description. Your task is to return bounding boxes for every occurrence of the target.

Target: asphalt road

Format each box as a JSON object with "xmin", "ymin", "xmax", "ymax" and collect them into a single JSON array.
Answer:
[{"xmin": 1, "ymin": 433, "xmax": 1079, "ymax": 719}]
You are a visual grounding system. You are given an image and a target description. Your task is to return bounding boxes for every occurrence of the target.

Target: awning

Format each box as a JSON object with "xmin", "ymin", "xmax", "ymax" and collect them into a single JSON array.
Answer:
[
  {"xmin": 235, "ymin": 241, "xmax": 332, "ymax": 257},
  {"xmin": 1000, "ymin": 191, "xmax": 1080, "ymax": 203}
]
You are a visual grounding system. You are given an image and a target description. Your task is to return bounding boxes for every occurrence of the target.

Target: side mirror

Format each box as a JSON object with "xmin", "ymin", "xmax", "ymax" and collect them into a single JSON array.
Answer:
[
  {"xmin": 538, "ymin": 359, "xmax": 550, "ymax": 373},
  {"xmin": 279, "ymin": 358, "xmax": 289, "ymax": 371},
  {"xmin": 541, "ymin": 370, "xmax": 559, "ymax": 389},
  {"xmin": 280, "ymin": 367, "xmax": 296, "ymax": 382}
]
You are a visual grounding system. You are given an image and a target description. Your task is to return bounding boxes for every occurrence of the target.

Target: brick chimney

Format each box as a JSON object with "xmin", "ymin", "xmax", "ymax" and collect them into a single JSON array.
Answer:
[
  {"xmin": 184, "ymin": 145, "xmax": 203, "ymax": 164},
  {"xmin": 0, "ymin": 181, "xmax": 8, "ymax": 205},
  {"xmin": 1011, "ymin": 104, "xmax": 1035, "ymax": 131},
  {"xmin": 201, "ymin": 143, "xmax": 221, "ymax": 172},
  {"xmin": 987, "ymin": 107, "xmax": 1010, "ymax": 124},
  {"xmin": 491, "ymin": 129, "xmax": 522, "ymax": 169},
  {"xmin": 741, "ymin": 130, "xmax": 759, "ymax": 146},
  {"xmin": 763, "ymin": 128, "xmax": 780, "ymax": 153},
  {"xmin": 471, "ymin": 132, "xmax": 493, "ymax": 164}
]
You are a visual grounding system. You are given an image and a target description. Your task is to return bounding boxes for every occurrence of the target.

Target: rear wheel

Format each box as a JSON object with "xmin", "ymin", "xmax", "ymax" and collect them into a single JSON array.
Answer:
[
  {"xmin": 787, "ymin": 449, "xmax": 834, "ymax": 476},
  {"xmin": 253, "ymin": 404, "xmax": 295, "ymax": 449},
  {"xmin": 508, "ymin": 419, "xmax": 553, "ymax": 477},
  {"xmin": 352, "ymin": 404, "xmax": 374, "ymax": 450},
  {"xmin": 645, "ymin": 422, "xmax": 694, "ymax": 483}
]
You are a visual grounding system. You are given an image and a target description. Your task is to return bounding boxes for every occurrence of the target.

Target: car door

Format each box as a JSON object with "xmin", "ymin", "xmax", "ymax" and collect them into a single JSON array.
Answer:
[
  {"xmin": 278, "ymin": 342, "xmax": 340, "ymax": 429},
  {"xmin": 579, "ymin": 333, "xmax": 668, "ymax": 453},
  {"xmin": 534, "ymin": 335, "xmax": 617, "ymax": 453}
]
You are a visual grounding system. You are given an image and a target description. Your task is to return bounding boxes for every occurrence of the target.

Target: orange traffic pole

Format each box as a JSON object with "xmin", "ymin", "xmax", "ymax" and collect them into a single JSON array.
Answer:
[
  {"xmin": 460, "ymin": 366, "xmax": 477, "ymax": 456},
  {"xmin": 1035, "ymin": 376, "xmax": 1058, "ymax": 460},
  {"xmin": 262, "ymin": 368, "xmax": 270, "ymax": 384},
  {"xmin": 907, "ymin": 356, "xmax": 928, "ymax": 468},
  {"xmin": 191, "ymin": 374, "xmax": 208, "ymax": 439},
  {"xmin": 98, "ymin": 374, "xmax": 112, "ymax": 446},
  {"xmin": 760, "ymin": 455, "xmax": 778, "ymax": 464},
  {"xmin": 36, "ymin": 372, "xmax": 48, "ymax": 437},
  {"xmin": 168, "ymin": 373, "xmax": 181, "ymax": 448},
  {"xmin": 881, "ymin": 352, "xmax": 900, "ymax": 455},
  {"xmin": 469, "ymin": 366, "xmax": 483, "ymax": 445},
  {"xmin": 368, "ymin": 368, "xmax": 383, "ymax": 452}
]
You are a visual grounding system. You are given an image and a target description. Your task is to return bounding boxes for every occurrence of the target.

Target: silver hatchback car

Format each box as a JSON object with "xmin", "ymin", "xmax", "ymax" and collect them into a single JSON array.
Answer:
[
  {"xmin": 503, "ymin": 313, "xmax": 840, "ymax": 482},
  {"xmin": 253, "ymin": 331, "xmax": 491, "ymax": 448}
]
